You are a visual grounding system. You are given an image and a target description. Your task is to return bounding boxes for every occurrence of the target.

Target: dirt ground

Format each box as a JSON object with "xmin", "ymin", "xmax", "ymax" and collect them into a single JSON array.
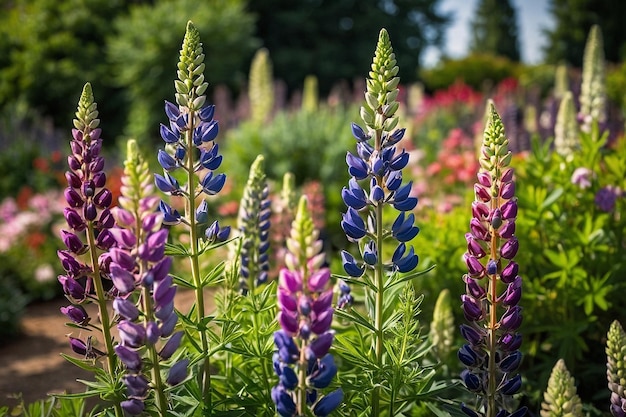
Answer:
[{"xmin": 0, "ymin": 290, "xmax": 199, "ymax": 409}]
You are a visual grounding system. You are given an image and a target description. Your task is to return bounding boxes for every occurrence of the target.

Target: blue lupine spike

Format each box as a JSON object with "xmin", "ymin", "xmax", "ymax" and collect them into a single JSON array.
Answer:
[{"xmin": 394, "ymin": 181, "xmax": 413, "ymax": 202}]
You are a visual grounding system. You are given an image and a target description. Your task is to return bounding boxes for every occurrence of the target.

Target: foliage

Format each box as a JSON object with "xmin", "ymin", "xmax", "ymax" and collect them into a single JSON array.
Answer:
[
  {"xmin": 469, "ymin": 0, "xmax": 520, "ymax": 62},
  {"xmin": 0, "ymin": 273, "xmax": 27, "ymax": 344},
  {"xmin": 0, "ymin": 0, "xmax": 131, "ymax": 135},
  {"xmin": 221, "ymin": 104, "xmax": 356, "ymax": 244},
  {"xmin": 419, "ymin": 54, "xmax": 520, "ymax": 93},
  {"xmin": 543, "ymin": 0, "xmax": 626, "ymax": 65},
  {"xmin": 247, "ymin": 0, "xmax": 452, "ymax": 94},
  {"xmin": 107, "ymin": 0, "xmax": 258, "ymax": 145},
  {"xmin": 515, "ymin": 126, "xmax": 626, "ymax": 403}
]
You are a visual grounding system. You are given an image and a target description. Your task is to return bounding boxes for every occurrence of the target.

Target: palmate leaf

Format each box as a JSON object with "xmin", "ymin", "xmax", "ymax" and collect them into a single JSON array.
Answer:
[
  {"xmin": 202, "ymin": 261, "xmax": 226, "ymax": 286},
  {"xmin": 165, "ymin": 242, "xmax": 191, "ymax": 257}
]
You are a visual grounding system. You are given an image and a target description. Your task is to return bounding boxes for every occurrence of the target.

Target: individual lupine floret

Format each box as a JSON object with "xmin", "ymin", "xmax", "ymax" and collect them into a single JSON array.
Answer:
[
  {"xmin": 606, "ymin": 320, "xmax": 626, "ymax": 416},
  {"xmin": 109, "ymin": 140, "xmax": 187, "ymax": 415},
  {"xmin": 459, "ymin": 103, "xmax": 527, "ymax": 417},
  {"xmin": 237, "ymin": 155, "xmax": 271, "ymax": 292},
  {"xmin": 59, "ymin": 83, "xmax": 118, "ymax": 378},
  {"xmin": 272, "ymin": 197, "xmax": 343, "ymax": 416},
  {"xmin": 540, "ymin": 359, "xmax": 583, "ymax": 417},
  {"xmin": 579, "ymin": 24, "xmax": 606, "ymax": 131},
  {"xmin": 554, "ymin": 91, "xmax": 579, "ymax": 158}
]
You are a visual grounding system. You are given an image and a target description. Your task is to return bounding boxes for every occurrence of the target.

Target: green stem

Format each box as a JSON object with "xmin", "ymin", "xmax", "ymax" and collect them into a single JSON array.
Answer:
[
  {"xmin": 185, "ymin": 121, "xmax": 212, "ymax": 411},
  {"xmin": 86, "ymin": 223, "xmax": 123, "ymax": 417},
  {"xmin": 142, "ymin": 283, "xmax": 168, "ymax": 414},
  {"xmin": 372, "ymin": 128, "xmax": 385, "ymax": 417},
  {"xmin": 487, "ymin": 182, "xmax": 501, "ymax": 417},
  {"xmin": 251, "ymin": 295, "xmax": 272, "ymax": 402}
]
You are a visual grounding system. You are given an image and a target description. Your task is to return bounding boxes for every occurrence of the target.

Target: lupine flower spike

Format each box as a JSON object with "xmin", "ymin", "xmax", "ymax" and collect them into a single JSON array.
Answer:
[
  {"xmin": 540, "ymin": 359, "xmax": 583, "ymax": 417},
  {"xmin": 272, "ymin": 196, "xmax": 343, "ymax": 417},
  {"xmin": 108, "ymin": 140, "xmax": 186, "ymax": 415},
  {"xmin": 237, "ymin": 155, "xmax": 271, "ymax": 293},
  {"xmin": 155, "ymin": 21, "xmax": 229, "ymax": 403},
  {"xmin": 606, "ymin": 320, "xmax": 626, "ymax": 416},
  {"xmin": 579, "ymin": 24, "xmax": 606, "ymax": 131},
  {"xmin": 554, "ymin": 91, "xmax": 579, "ymax": 158},
  {"xmin": 59, "ymin": 84, "xmax": 120, "ymax": 415},
  {"xmin": 459, "ymin": 102, "xmax": 527, "ymax": 417},
  {"xmin": 339, "ymin": 28, "xmax": 419, "ymax": 415}
]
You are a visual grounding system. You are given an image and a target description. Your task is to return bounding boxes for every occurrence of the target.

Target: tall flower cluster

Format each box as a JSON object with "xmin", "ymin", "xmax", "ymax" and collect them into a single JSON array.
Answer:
[
  {"xmin": 540, "ymin": 359, "xmax": 583, "ymax": 417},
  {"xmin": 272, "ymin": 197, "xmax": 343, "ymax": 417},
  {"xmin": 59, "ymin": 83, "xmax": 117, "ymax": 370},
  {"xmin": 108, "ymin": 140, "xmax": 186, "ymax": 415},
  {"xmin": 155, "ymin": 21, "xmax": 226, "ymax": 225},
  {"xmin": 340, "ymin": 28, "xmax": 418, "ymax": 279},
  {"xmin": 554, "ymin": 91, "xmax": 579, "ymax": 157},
  {"xmin": 237, "ymin": 155, "xmax": 271, "ymax": 292},
  {"xmin": 459, "ymin": 103, "xmax": 526, "ymax": 417},
  {"xmin": 154, "ymin": 21, "xmax": 228, "ymax": 402},
  {"xmin": 579, "ymin": 24, "xmax": 606, "ymax": 130},
  {"xmin": 339, "ymin": 28, "xmax": 419, "ymax": 415},
  {"xmin": 606, "ymin": 320, "xmax": 626, "ymax": 416}
]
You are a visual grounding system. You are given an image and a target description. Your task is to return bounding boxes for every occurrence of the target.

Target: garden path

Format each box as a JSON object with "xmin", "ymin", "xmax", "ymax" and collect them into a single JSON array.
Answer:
[{"xmin": 0, "ymin": 289, "xmax": 199, "ymax": 409}]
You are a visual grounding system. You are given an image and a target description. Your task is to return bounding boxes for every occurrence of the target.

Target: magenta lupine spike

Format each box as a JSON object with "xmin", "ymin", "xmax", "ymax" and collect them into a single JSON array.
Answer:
[
  {"xmin": 459, "ymin": 103, "xmax": 527, "ymax": 417},
  {"xmin": 272, "ymin": 197, "xmax": 343, "ymax": 417}
]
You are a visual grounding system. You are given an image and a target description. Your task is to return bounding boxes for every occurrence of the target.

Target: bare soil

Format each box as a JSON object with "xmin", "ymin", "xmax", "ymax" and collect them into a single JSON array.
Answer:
[{"xmin": 0, "ymin": 290, "xmax": 199, "ymax": 409}]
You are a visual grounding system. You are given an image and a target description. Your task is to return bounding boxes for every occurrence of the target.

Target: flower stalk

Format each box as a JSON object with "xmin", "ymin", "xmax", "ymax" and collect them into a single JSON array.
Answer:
[
  {"xmin": 155, "ymin": 21, "xmax": 227, "ymax": 410},
  {"xmin": 459, "ymin": 102, "xmax": 526, "ymax": 417},
  {"xmin": 339, "ymin": 28, "xmax": 419, "ymax": 416},
  {"xmin": 59, "ymin": 82, "xmax": 121, "ymax": 416}
]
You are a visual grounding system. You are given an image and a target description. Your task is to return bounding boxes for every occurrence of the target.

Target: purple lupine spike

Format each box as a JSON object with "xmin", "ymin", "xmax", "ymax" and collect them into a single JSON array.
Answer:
[{"xmin": 459, "ymin": 104, "xmax": 526, "ymax": 417}]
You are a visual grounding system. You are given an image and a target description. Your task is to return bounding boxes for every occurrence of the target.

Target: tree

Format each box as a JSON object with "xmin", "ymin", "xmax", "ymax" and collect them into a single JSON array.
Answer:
[
  {"xmin": 543, "ymin": 0, "xmax": 626, "ymax": 66},
  {"xmin": 107, "ymin": 0, "xmax": 257, "ymax": 144},
  {"xmin": 246, "ymin": 0, "xmax": 451, "ymax": 94},
  {"xmin": 469, "ymin": 0, "xmax": 520, "ymax": 61}
]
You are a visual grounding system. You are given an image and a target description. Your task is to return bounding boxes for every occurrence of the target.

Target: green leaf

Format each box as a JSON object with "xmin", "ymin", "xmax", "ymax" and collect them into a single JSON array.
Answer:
[
  {"xmin": 165, "ymin": 242, "xmax": 191, "ymax": 257},
  {"xmin": 60, "ymin": 354, "xmax": 99, "ymax": 372},
  {"xmin": 334, "ymin": 307, "xmax": 376, "ymax": 333},
  {"xmin": 539, "ymin": 187, "xmax": 564, "ymax": 211}
]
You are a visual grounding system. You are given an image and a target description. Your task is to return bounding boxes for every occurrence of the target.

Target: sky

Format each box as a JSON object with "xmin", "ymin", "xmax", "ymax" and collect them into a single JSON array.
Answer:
[{"xmin": 423, "ymin": 0, "xmax": 554, "ymax": 67}]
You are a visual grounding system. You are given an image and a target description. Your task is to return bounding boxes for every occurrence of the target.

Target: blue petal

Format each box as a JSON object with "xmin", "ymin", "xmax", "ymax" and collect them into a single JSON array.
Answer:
[
  {"xmin": 158, "ymin": 150, "xmax": 177, "ymax": 171},
  {"xmin": 160, "ymin": 124, "xmax": 179, "ymax": 144},
  {"xmin": 198, "ymin": 105, "xmax": 215, "ymax": 122},
  {"xmin": 393, "ymin": 196, "xmax": 418, "ymax": 211},
  {"xmin": 346, "ymin": 152, "xmax": 368, "ymax": 180},
  {"xmin": 308, "ymin": 354, "xmax": 337, "ymax": 389},
  {"xmin": 351, "ymin": 122, "xmax": 369, "ymax": 141},
  {"xmin": 201, "ymin": 173, "xmax": 226, "ymax": 195},
  {"xmin": 313, "ymin": 388, "xmax": 343, "ymax": 417},
  {"xmin": 341, "ymin": 251, "xmax": 364, "ymax": 277}
]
